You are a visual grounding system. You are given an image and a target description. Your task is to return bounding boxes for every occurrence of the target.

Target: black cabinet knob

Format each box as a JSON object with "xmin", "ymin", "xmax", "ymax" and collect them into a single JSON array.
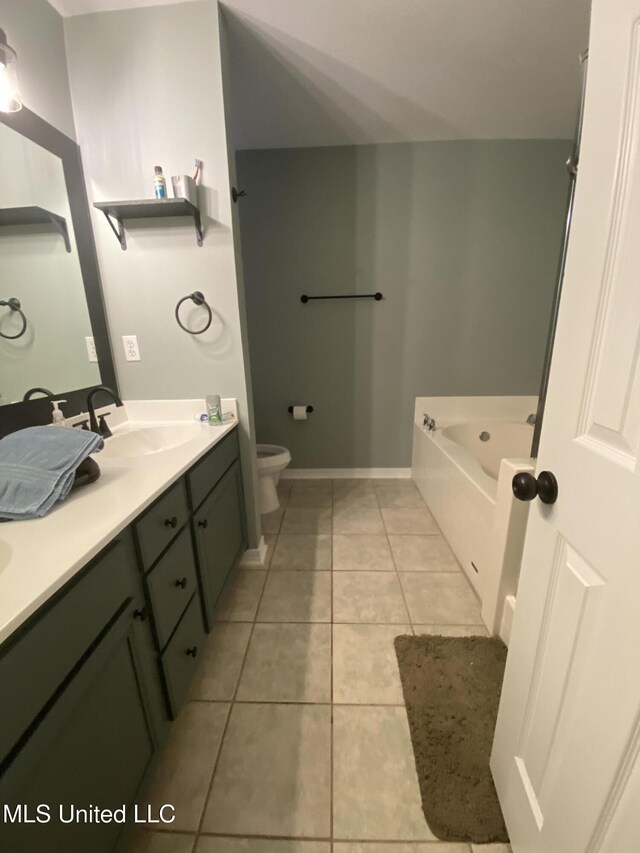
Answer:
[
  {"xmin": 175, "ymin": 577, "xmax": 188, "ymax": 590},
  {"xmin": 164, "ymin": 516, "xmax": 178, "ymax": 529},
  {"xmin": 186, "ymin": 646, "xmax": 198, "ymax": 658},
  {"xmin": 133, "ymin": 607, "xmax": 147, "ymax": 622},
  {"xmin": 512, "ymin": 470, "xmax": 558, "ymax": 505},
  {"xmin": 197, "ymin": 519, "xmax": 208, "ymax": 529}
]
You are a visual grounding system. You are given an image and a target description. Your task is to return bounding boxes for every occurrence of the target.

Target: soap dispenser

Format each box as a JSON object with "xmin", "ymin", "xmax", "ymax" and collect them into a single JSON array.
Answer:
[{"xmin": 51, "ymin": 399, "xmax": 67, "ymax": 427}]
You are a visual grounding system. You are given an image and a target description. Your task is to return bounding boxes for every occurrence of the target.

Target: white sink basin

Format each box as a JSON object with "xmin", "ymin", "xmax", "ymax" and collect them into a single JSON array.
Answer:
[{"xmin": 98, "ymin": 424, "xmax": 197, "ymax": 460}]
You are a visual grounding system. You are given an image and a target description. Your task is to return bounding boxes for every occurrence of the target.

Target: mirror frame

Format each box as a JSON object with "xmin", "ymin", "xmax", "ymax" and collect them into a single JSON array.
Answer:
[{"xmin": 0, "ymin": 106, "xmax": 117, "ymax": 437}]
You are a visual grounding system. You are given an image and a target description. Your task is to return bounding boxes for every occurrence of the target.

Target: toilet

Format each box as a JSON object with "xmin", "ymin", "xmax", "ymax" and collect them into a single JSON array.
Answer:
[{"xmin": 256, "ymin": 444, "xmax": 291, "ymax": 514}]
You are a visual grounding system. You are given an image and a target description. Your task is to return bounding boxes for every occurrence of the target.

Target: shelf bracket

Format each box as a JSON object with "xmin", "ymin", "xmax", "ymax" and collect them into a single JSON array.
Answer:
[
  {"xmin": 47, "ymin": 213, "xmax": 71, "ymax": 253},
  {"xmin": 192, "ymin": 208, "xmax": 203, "ymax": 248},
  {"xmin": 100, "ymin": 210, "xmax": 127, "ymax": 250}
]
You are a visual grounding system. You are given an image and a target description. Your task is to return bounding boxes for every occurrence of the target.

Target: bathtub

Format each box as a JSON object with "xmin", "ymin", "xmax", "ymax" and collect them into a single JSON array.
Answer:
[{"xmin": 412, "ymin": 396, "xmax": 536, "ymax": 639}]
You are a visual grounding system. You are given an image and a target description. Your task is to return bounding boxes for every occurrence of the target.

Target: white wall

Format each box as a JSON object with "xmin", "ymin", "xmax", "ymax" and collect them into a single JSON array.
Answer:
[
  {"xmin": 64, "ymin": 0, "xmax": 260, "ymax": 546},
  {"xmin": 0, "ymin": 0, "xmax": 76, "ymax": 139}
]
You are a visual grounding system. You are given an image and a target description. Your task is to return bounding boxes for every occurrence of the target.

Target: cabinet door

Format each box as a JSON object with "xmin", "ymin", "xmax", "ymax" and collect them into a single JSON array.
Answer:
[
  {"xmin": 193, "ymin": 461, "xmax": 246, "ymax": 629},
  {"xmin": 0, "ymin": 603, "xmax": 155, "ymax": 853}
]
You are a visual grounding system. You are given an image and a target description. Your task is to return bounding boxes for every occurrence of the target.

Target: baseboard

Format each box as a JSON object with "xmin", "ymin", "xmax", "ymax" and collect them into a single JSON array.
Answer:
[
  {"xmin": 281, "ymin": 468, "xmax": 412, "ymax": 479},
  {"xmin": 239, "ymin": 536, "xmax": 268, "ymax": 566}
]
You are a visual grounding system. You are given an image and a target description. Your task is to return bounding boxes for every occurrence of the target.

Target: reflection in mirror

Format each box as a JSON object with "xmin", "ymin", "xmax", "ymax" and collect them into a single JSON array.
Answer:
[{"xmin": 0, "ymin": 122, "xmax": 101, "ymax": 406}]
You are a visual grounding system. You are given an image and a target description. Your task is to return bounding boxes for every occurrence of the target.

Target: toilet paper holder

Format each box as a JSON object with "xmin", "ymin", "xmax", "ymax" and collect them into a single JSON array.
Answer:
[{"xmin": 288, "ymin": 405, "xmax": 314, "ymax": 414}]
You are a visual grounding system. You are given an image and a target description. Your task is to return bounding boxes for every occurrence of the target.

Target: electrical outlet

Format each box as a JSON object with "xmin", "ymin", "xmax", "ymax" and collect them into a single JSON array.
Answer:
[
  {"xmin": 122, "ymin": 335, "xmax": 141, "ymax": 362},
  {"xmin": 85, "ymin": 336, "xmax": 98, "ymax": 362}
]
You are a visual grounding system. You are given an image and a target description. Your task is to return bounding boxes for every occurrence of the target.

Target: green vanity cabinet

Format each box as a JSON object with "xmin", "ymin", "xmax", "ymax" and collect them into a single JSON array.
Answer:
[
  {"xmin": 0, "ymin": 603, "xmax": 155, "ymax": 853},
  {"xmin": 0, "ymin": 535, "xmax": 136, "ymax": 768},
  {"xmin": 192, "ymin": 459, "xmax": 247, "ymax": 629},
  {"xmin": 0, "ymin": 533, "xmax": 159, "ymax": 853},
  {"xmin": 0, "ymin": 425, "xmax": 246, "ymax": 853}
]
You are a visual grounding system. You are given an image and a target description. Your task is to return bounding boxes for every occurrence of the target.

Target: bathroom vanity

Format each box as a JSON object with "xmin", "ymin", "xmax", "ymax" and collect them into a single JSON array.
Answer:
[{"xmin": 0, "ymin": 414, "xmax": 246, "ymax": 853}]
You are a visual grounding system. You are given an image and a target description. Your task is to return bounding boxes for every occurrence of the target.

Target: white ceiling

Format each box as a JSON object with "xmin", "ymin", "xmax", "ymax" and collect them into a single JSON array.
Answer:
[{"xmin": 49, "ymin": 0, "xmax": 591, "ymax": 150}]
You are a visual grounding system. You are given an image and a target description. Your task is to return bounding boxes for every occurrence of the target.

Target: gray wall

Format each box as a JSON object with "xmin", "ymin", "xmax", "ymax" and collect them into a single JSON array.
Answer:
[
  {"xmin": 65, "ymin": 1, "xmax": 260, "ymax": 547},
  {"xmin": 0, "ymin": 0, "xmax": 76, "ymax": 139},
  {"xmin": 237, "ymin": 140, "xmax": 572, "ymax": 469}
]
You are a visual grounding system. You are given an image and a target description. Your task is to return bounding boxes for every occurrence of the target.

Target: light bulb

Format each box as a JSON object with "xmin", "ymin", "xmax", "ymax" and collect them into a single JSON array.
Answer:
[{"xmin": 0, "ymin": 29, "xmax": 21, "ymax": 113}]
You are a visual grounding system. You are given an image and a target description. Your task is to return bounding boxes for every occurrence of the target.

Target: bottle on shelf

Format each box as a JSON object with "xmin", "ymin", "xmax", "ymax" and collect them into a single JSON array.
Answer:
[{"xmin": 153, "ymin": 166, "xmax": 167, "ymax": 199}]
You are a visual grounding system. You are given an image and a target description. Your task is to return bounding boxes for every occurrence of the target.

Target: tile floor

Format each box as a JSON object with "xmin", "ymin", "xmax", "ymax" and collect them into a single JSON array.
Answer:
[{"xmin": 132, "ymin": 478, "xmax": 510, "ymax": 853}]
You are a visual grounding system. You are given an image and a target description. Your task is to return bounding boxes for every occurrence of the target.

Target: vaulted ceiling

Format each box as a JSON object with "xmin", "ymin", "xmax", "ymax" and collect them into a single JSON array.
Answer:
[{"xmin": 50, "ymin": 0, "xmax": 591, "ymax": 150}]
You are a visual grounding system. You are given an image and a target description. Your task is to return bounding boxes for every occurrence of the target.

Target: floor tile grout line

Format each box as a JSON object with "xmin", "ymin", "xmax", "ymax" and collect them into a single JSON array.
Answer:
[
  {"xmin": 153, "ymin": 823, "xmax": 476, "ymax": 846},
  {"xmin": 196, "ymin": 829, "xmax": 470, "ymax": 844},
  {"xmin": 217, "ymin": 618, "xmax": 486, "ymax": 628},
  {"xmin": 192, "ymin": 526, "xmax": 275, "ymax": 846},
  {"xmin": 377, "ymin": 488, "xmax": 416, "ymax": 634}
]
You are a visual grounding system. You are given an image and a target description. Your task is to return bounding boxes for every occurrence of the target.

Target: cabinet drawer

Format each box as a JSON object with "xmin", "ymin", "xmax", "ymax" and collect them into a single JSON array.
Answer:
[
  {"xmin": 188, "ymin": 427, "xmax": 239, "ymax": 511},
  {"xmin": 0, "ymin": 535, "xmax": 135, "ymax": 767},
  {"xmin": 135, "ymin": 479, "xmax": 189, "ymax": 571},
  {"xmin": 161, "ymin": 594, "xmax": 205, "ymax": 718},
  {"xmin": 146, "ymin": 529, "xmax": 198, "ymax": 650}
]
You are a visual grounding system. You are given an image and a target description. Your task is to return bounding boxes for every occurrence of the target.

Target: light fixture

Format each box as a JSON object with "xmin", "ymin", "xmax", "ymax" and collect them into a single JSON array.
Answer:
[{"xmin": 0, "ymin": 29, "xmax": 22, "ymax": 113}]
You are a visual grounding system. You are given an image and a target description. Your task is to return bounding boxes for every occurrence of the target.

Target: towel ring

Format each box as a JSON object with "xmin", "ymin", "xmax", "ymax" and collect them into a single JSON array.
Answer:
[
  {"xmin": 175, "ymin": 291, "xmax": 212, "ymax": 335},
  {"xmin": 0, "ymin": 298, "xmax": 27, "ymax": 340}
]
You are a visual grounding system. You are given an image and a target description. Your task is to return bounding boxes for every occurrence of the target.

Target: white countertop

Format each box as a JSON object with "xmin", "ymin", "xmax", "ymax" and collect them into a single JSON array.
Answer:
[{"xmin": 0, "ymin": 399, "xmax": 239, "ymax": 645}]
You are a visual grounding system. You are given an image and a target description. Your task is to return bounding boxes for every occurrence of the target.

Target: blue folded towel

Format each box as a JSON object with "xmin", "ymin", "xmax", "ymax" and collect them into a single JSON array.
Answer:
[{"xmin": 0, "ymin": 426, "xmax": 104, "ymax": 520}]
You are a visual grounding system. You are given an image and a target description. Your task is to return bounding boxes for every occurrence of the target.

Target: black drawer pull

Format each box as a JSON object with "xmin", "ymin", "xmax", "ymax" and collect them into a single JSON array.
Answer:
[
  {"xmin": 164, "ymin": 516, "xmax": 178, "ymax": 529},
  {"xmin": 133, "ymin": 607, "xmax": 147, "ymax": 622},
  {"xmin": 197, "ymin": 519, "xmax": 208, "ymax": 529},
  {"xmin": 175, "ymin": 577, "xmax": 188, "ymax": 590},
  {"xmin": 185, "ymin": 646, "xmax": 198, "ymax": 658}
]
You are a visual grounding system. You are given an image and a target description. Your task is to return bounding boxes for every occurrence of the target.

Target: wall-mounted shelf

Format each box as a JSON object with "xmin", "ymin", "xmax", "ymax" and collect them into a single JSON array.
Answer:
[
  {"xmin": 0, "ymin": 206, "xmax": 71, "ymax": 252},
  {"xmin": 93, "ymin": 198, "xmax": 203, "ymax": 250}
]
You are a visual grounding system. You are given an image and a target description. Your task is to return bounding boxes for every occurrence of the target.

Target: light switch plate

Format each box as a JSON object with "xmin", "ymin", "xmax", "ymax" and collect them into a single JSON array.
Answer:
[
  {"xmin": 85, "ymin": 336, "xmax": 98, "ymax": 362},
  {"xmin": 123, "ymin": 335, "xmax": 141, "ymax": 362}
]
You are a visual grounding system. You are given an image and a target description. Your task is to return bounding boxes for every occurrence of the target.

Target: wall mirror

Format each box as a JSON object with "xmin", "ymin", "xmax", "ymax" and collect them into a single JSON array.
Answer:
[{"xmin": 0, "ymin": 107, "xmax": 116, "ymax": 436}]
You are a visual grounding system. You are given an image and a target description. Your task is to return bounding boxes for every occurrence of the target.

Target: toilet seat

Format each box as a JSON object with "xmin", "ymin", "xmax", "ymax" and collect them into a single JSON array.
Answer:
[{"xmin": 256, "ymin": 444, "xmax": 291, "ymax": 475}]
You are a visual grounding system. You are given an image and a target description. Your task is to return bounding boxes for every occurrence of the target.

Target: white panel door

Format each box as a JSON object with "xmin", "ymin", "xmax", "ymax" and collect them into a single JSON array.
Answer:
[{"xmin": 490, "ymin": 2, "xmax": 640, "ymax": 851}]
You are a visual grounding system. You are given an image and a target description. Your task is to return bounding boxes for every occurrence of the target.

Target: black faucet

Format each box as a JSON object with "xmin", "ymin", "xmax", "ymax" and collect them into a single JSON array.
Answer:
[
  {"xmin": 23, "ymin": 387, "xmax": 54, "ymax": 402},
  {"xmin": 86, "ymin": 385, "xmax": 123, "ymax": 438}
]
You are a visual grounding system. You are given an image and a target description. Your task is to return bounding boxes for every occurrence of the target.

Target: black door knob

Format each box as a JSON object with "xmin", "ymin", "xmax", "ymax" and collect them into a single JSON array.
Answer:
[
  {"xmin": 512, "ymin": 471, "xmax": 558, "ymax": 505},
  {"xmin": 164, "ymin": 516, "xmax": 178, "ymax": 529}
]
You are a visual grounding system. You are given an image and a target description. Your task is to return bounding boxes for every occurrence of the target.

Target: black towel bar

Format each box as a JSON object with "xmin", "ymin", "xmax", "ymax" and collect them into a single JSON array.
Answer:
[{"xmin": 300, "ymin": 292, "xmax": 382, "ymax": 303}]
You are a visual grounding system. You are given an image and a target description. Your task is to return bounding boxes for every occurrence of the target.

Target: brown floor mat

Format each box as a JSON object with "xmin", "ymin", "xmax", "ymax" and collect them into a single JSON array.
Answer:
[{"xmin": 394, "ymin": 634, "xmax": 510, "ymax": 844}]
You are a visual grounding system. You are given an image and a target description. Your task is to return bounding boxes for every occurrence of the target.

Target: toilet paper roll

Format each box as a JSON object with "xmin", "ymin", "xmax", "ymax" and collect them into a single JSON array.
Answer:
[{"xmin": 292, "ymin": 406, "xmax": 308, "ymax": 421}]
